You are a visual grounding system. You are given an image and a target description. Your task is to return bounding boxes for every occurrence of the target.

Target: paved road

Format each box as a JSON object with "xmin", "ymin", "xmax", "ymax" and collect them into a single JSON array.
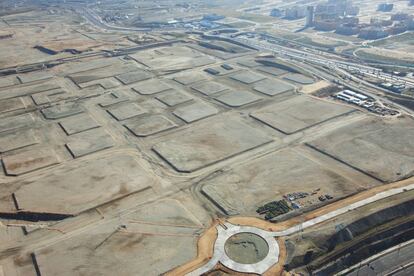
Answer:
[
  {"xmin": 341, "ymin": 239, "xmax": 414, "ymax": 276},
  {"xmin": 219, "ymin": 34, "xmax": 413, "ymax": 116},
  {"xmin": 78, "ymin": 9, "xmax": 150, "ymax": 32},
  {"xmin": 186, "ymin": 183, "xmax": 414, "ymax": 275}
]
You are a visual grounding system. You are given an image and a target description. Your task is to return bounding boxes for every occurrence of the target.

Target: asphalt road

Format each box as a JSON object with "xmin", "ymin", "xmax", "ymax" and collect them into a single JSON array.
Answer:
[{"xmin": 345, "ymin": 240, "xmax": 414, "ymax": 276}]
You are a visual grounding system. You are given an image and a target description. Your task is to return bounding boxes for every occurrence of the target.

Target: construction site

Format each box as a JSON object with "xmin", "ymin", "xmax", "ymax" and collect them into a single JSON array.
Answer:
[{"xmin": 0, "ymin": 1, "xmax": 413, "ymax": 276}]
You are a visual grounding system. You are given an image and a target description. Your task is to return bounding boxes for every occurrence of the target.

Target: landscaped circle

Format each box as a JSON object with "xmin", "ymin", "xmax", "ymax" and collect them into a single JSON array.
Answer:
[{"xmin": 224, "ymin": 232, "xmax": 269, "ymax": 264}]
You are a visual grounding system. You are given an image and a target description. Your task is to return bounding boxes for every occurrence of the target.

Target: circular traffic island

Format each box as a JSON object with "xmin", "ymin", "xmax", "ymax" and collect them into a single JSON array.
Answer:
[{"xmin": 224, "ymin": 232, "xmax": 270, "ymax": 264}]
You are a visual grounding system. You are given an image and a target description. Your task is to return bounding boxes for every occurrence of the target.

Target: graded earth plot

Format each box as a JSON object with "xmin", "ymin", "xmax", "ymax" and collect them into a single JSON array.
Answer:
[
  {"xmin": 173, "ymin": 72, "xmax": 206, "ymax": 85},
  {"xmin": 0, "ymin": 97, "xmax": 26, "ymax": 113},
  {"xmin": 11, "ymin": 153, "xmax": 157, "ymax": 215},
  {"xmin": 55, "ymin": 58, "xmax": 115, "ymax": 76},
  {"xmin": 131, "ymin": 79, "xmax": 171, "ymax": 95},
  {"xmin": 0, "ymin": 81, "xmax": 60, "ymax": 100},
  {"xmin": 308, "ymin": 116, "xmax": 414, "ymax": 182},
  {"xmin": 155, "ymin": 89, "xmax": 192, "ymax": 107},
  {"xmin": 124, "ymin": 114, "xmax": 178, "ymax": 137},
  {"xmin": 253, "ymin": 79, "xmax": 295, "ymax": 96},
  {"xmin": 68, "ymin": 63, "xmax": 140, "ymax": 85},
  {"xmin": 107, "ymin": 102, "xmax": 146, "ymax": 121},
  {"xmin": 2, "ymin": 148, "xmax": 60, "ymax": 176},
  {"xmin": 191, "ymin": 40, "xmax": 252, "ymax": 59},
  {"xmin": 152, "ymin": 116, "xmax": 273, "ymax": 172},
  {"xmin": 229, "ymin": 70, "xmax": 266, "ymax": 84},
  {"xmin": 129, "ymin": 45, "xmax": 215, "ymax": 73},
  {"xmin": 0, "ymin": 113, "xmax": 34, "ymax": 134},
  {"xmin": 236, "ymin": 59, "xmax": 260, "ymax": 68},
  {"xmin": 115, "ymin": 70, "xmax": 152, "ymax": 85},
  {"xmin": 78, "ymin": 77, "xmax": 121, "ymax": 89},
  {"xmin": 98, "ymin": 91, "xmax": 129, "ymax": 107},
  {"xmin": 200, "ymin": 148, "xmax": 365, "ymax": 216},
  {"xmin": 41, "ymin": 103, "xmax": 84, "ymax": 119},
  {"xmin": 0, "ymin": 76, "xmax": 19, "ymax": 88},
  {"xmin": 65, "ymin": 128, "xmax": 114, "ymax": 158},
  {"xmin": 191, "ymin": 81, "xmax": 229, "ymax": 96},
  {"xmin": 172, "ymin": 101, "xmax": 218, "ymax": 123},
  {"xmin": 17, "ymin": 71, "xmax": 53, "ymax": 84},
  {"xmin": 59, "ymin": 114, "xmax": 101, "ymax": 135},
  {"xmin": 251, "ymin": 95, "xmax": 356, "ymax": 134},
  {"xmin": 283, "ymin": 73, "xmax": 315, "ymax": 85},
  {"xmin": 0, "ymin": 129, "xmax": 38, "ymax": 153},
  {"xmin": 213, "ymin": 89, "xmax": 261, "ymax": 107},
  {"xmin": 257, "ymin": 66, "xmax": 288, "ymax": 76},
  {"xmin": 32, "ymin": 199, "xmax": 199, "ymax": 276},
  {"xmin": 31, "ymin": 88, "xmax": 68, "ymax": 105}
]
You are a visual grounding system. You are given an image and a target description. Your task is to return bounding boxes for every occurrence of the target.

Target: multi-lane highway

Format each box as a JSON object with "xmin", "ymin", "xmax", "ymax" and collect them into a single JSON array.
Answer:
[{"xmin": 229, "ymin": 34, "xmax": 414, "ymax": 87}]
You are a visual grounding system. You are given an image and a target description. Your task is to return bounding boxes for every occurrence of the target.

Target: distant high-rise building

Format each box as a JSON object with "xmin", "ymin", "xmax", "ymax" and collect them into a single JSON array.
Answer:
[
  {"xmin": 285, "ymin": 6, "xmax": 307, "ymax": 20},
  {"xmin": 306, "ymin": 6, "xmax": 315, "ymax": 26},
  {"xmin": 270, "ymin": 8, "xmax": 283, "ymax": 17}
]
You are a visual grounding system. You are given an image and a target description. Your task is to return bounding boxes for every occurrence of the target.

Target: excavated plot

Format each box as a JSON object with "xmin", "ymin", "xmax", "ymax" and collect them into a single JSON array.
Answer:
[
  {"xmin": 230, "ymin": 71, "xmax": 265, "ymax": 84},
  {"xmin": 107, "ymin": 102, "xmax": 146, "ymax": 121},
  {"xmin": 0, "ymin": 129, "xmax": 38, "ymax": 153},
  {"xmin": 173, "ymin": 101, "xmax": 218, "ymax": 123},
  {"xmin": 214, "ymin": 90, "xmax": 261, "ymax": 107},
  {"xmin": 131, "ymin": 79, "xmax": 171, "ymax": 95},
  {"xmin": 308, "ymin": 116, "xmax": 414, "ymax": 182},
  {"xmin": 283, "ymin": 73, "xmax": 315, "ymax": 85},
  {"xmin": 33, "ymin": 200, "xmax": 198, "ymax": 275},
  {"xmin": 191, "ymin": 81, "xmax": 229, "ymax": 96},
  {"xmin": 155, "ymin": 90, "xmax": 192, "ymax": 107},
  {"xmin": 153, "ymin": 117, "xmax": 273, "ymax": 172},
  {"xmin": 0, "ymin": 113, "xmax": 34, "ymax": 134},
  {"xmin": 201, "ymin": 148, "xmax": 362, "ymax": 215},
  {"xmin": 2, "ymin": 148, "xmax": 59, "ymax": 176},
  {"xmin": 250, "ymin": 95, "xmax": 355, "ymax": 134},
  {"xmin": 12, "ymin": 153, "xmax": 157, "ymax": 214},
  {"xmin": 59, "ymin": 114, "xmax": 101, "ymax": 135},
  {"xmin": 125, "ymin": 114, "xmax": 178, "ymax": 137},
  {"xmin": 173, "ymin": 72, "xmax": 206, "ymax": 85},
  {"xmin": 204, "ymin": 65, "xmax": 238, "ymax": 76},
  {"xmin": 66, "ymin": 128, "xmax": 114, "ymax": 158},
  {"xmin": 115, "ymin": 70, "xmax": 152, "ymax": 85},
  {"xmin": 0, "ymin": 97, "xmax": 26, "ymax": 113},
  {"xmin": 41, "ymin": 103, "xmax": 84, "ymax": 120},
  {"xmin": 253, "ymin": 79, "xmax": 295, "ymax": 96}
]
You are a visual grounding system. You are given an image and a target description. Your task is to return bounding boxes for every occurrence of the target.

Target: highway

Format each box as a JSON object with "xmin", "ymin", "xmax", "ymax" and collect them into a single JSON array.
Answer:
[
  {"xmin": 230, "ymin": 34, "xmax": 414, "ymax": 87},
  {"xmin": 77, "ymin": 8, "xmax": 150, "ymax": 32},
  {"xmin": 339, "ymin": 239, "xmax": 414, "ymax": 276},
  {"xmin": 211, "ymin": 33, "xmax": 414, "ymax": 115}
]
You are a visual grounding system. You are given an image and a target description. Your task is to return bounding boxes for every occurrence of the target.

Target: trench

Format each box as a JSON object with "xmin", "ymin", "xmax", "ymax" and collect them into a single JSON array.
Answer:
[{"xmin": 0, "ymin": 211, "xmax": 73, "ymax": 222}]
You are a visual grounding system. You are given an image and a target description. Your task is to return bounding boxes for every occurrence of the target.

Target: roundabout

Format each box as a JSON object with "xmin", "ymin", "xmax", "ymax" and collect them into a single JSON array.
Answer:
[{"xmin": 187, "ymin": 223, "xmax": 280, "ymax": 275}]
